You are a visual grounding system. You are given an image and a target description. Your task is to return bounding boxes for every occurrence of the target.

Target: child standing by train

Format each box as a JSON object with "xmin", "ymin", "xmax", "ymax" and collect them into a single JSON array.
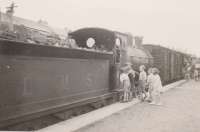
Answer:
[
  {"xmin": 120, "ymin": 66, "xmax": 131, "ymax": 102},
  {"xmin": 138, "ymin": 65, "xmax": 147, "ymax": 101},
  {"xmin": 146, "ymin": 68, "xmax": 154, "ymax": 102},
  {"xmin": 127, "ymin": 64, "xmax": 136, "ymax": 99},
  {"xmin": 149, "ymin": 68, "xmax": 163, "ymax": 105},
  {"xmin": 194, "ymin": 68, "xmax": 199, "ymax": 81}
]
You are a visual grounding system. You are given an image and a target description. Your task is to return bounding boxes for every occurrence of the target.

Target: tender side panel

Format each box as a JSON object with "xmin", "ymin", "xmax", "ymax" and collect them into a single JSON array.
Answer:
[
  {"xmin": 0, "ymin": 40, "xmax": 113, "ymax": 127},
  {"xmin": 0, "ymin": 55, "xmax": 110, "ymax": 124}
]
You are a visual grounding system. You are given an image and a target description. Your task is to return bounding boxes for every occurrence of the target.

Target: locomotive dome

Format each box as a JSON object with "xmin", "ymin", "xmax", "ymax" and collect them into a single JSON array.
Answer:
[{"xmin": 127, "ymin": 47, "xmax": 152, "ymax": 59}]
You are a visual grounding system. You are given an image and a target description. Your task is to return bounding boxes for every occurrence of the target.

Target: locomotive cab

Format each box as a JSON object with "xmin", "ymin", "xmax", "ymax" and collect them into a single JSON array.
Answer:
[{"xmin": 69, "ymin": 27, "xmax": 153, "ymax": 90}]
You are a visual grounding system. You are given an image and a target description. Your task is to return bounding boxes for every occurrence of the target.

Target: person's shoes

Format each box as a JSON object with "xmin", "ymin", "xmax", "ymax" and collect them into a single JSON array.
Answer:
[
  {"xmin": 149, "ymin": 102, "xmax": 156, "ymax": 105},
  {"xmin": 155, "ymin": 102, "xmax": 163, "ymax": 106},
  {"xmin": 146, "ymin": 100, "xmax": 152, "ymax": 103}
]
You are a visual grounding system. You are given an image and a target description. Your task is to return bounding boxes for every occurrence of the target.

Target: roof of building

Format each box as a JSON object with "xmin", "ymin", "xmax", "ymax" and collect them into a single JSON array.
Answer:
[{"xmin": 0, "ymin": 12, "xmax": 68, "ymax": 37}]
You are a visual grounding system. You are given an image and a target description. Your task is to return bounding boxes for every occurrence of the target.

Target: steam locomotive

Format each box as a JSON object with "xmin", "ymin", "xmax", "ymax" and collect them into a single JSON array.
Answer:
[{"xmin": 0, "ymin": 27, "xmax": 189, "ymax": 129}]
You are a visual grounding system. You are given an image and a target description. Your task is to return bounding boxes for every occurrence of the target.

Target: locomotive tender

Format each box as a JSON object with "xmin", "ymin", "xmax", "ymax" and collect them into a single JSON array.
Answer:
[{"xmin": 0, "ymin": 38, "xmax": 115, "ymax": 128}]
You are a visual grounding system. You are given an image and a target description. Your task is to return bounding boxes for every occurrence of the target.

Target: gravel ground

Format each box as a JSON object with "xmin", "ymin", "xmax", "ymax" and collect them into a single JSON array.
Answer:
[{"xmin": 76, "ymin": 80, "xmax": 200, "ymax": 132}]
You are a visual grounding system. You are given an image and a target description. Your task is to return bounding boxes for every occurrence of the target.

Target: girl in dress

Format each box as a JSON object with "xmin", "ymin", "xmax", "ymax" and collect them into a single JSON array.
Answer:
[{"xmin": 150, "ymin": 68, "xmax": 163, "ymax": 105}]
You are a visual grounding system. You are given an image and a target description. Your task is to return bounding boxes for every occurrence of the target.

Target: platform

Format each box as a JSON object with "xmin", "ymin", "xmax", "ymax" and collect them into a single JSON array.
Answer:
[
  {"xmin": 38, "ymin": 80, "xmax": 186, "ymax": 132},
  {"xmin": 75, "ymin": 80, "xmax": 200, "ymax": 132}
]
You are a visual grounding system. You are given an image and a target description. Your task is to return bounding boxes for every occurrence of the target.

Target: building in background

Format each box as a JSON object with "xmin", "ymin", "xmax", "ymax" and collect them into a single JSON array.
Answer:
[{"xmin": 0, "ymin": 3, "xmax": 69, "ymax": 45}]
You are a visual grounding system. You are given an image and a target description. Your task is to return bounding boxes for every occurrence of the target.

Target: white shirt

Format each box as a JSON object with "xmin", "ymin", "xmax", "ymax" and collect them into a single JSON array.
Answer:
[
  {"xmin": 120, "ymin": 73, "xmax": 130, "ymax": 90},
  {"xmin": 139, "ymin": 71, "xmax": 147, "ymax": 81},
  {"xmin": 120, "ymin": 73, "xmax": 129, "ymax": 82}
]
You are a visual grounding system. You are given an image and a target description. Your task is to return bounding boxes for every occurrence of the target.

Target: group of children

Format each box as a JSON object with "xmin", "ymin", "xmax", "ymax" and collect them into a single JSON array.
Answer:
[{"xmin": 120, "ymin": 64, "xmax": 163, "ymax": 105}]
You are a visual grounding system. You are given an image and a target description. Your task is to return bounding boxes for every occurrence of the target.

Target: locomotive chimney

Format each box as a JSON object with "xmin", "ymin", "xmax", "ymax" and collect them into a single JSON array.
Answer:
[{"xmin": 134, "ymin": 36, "xmax": 143, "ymax": 48}]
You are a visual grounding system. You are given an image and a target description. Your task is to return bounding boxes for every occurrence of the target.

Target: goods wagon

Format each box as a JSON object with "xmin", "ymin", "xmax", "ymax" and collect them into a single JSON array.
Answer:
[
  {"xmin": 0, "ymin": 39, "xmax": 116, "ymax": 128},
  {"xmin": 144, "ymin": 44, "xmax": 185, "ymax": 84}
]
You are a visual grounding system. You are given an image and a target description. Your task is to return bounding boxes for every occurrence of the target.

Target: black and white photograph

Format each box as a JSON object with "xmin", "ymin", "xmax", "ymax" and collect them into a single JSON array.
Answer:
[{"xmin": 0, "ymin": 0, "xmax": 200, "ymax": 131}]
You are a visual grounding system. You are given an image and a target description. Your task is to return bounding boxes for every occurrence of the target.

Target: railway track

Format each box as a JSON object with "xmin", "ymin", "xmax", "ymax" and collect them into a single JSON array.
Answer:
[{"xmin": 2, "ymin": 93, "xmax": 117, "ymax": 131}]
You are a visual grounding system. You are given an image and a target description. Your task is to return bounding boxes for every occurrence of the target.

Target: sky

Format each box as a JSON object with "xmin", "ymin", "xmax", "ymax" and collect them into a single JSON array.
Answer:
[{"xmin": 0, "ymin": 0, "xmax": 200, "ymax": 56}]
